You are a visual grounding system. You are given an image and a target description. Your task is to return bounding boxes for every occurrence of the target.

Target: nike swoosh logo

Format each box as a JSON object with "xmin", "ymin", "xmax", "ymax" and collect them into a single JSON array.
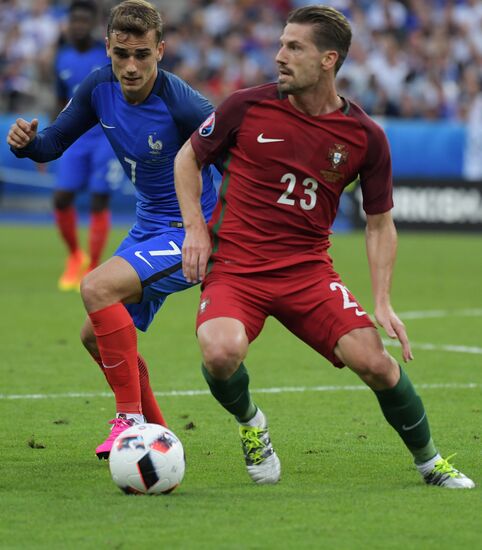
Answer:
[
  {"xmin": 100, "ymin": 119, "xmax": 116, "ymax": 129},
  {"xmin": 402, "ymin": 412, "xmax": 426, "ymax": 431},
  {"xmin": 355, "ymin": 309, "xmax": 367, "ymax": 317},
  {"xmin": 257, "ymin": 133, "xmax": 284, "ymax": 143},
  {"xmin": 135, "ymin": 250, "xmax": 154, "ymax": 269},
  {"xmin": 102, "ymin": 359, "xmax": 125, "ymax": 369}
]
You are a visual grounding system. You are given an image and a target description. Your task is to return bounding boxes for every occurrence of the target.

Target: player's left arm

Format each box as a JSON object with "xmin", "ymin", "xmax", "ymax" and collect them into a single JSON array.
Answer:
[
  {"xmin": 365, "ymin": 210, "xmax": 413, "ymax": 362},
  {"xmin": 174, "ymin": 139, "xmax": 211, "ymax": 284}
]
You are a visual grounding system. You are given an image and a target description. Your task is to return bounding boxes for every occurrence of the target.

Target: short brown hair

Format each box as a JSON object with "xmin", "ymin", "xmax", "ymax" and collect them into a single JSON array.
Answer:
[
  {"xmin": 107, "ymin": 0, "xmax": 163, "ymax": 43},
  {"xmin": 287, "ymin": 5, "xmax": 351, "ymax": 73}
]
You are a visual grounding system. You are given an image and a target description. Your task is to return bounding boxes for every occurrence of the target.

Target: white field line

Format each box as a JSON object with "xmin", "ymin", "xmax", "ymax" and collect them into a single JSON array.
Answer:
[
  {"xmin": 383, "ymin": 339, "xmax": 482, "ymax": 355},
  {"xmin": 0, "ymin": 382, "xmax": 479, "ymax": 401},
  {"xmin": 398, "ymin": 308, "xmax": 482, "ymax": 320},
  {"xmin": 3, "ymin": 309, "xmax": 480, "ymax": 402}
]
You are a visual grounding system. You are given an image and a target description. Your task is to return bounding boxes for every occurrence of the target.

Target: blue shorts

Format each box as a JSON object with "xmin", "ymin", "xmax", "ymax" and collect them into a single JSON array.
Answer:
[
  {"xmin": 114, "ymin": 223, "xmax": 194, "ymax": 331},
  {"xmin": 55, "ymin": 128, "xmax": 120, "ymax": 194}
]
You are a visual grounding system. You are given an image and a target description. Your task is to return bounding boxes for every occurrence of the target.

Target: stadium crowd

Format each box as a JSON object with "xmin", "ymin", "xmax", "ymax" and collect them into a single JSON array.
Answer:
[{"xmin": 0, "ymin": 0, "xmax": 481, "ymax": 119}]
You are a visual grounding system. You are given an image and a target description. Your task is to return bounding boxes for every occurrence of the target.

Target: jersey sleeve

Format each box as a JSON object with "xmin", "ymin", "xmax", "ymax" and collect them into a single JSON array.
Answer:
[
  {"xmin": 160, "ymin": 71, "xmax": 214, "ymax": 144},
  {"xmin": 190, "ymin": 90, "xmax": 249, "ymax": 166},
  {"xmin": 359, "ymin": 120, "xmax": 393, "ymax": 215},
  {"xmin": 11, "ymin": 70, "xmax": 100, "ymax": 162}
]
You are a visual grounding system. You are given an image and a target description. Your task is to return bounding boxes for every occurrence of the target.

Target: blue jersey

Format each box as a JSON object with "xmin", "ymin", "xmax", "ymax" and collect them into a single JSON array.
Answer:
[
  {"xmin": 14, "ymin": 65, "xmax": 217, "ymax": 229},
  {"xmin": 56, "ymin": 41, "xmax": 108, "ymax": 101},
  {"xmin": 55, "ymin": 41, "xmax": 108, "ymax": 142}
]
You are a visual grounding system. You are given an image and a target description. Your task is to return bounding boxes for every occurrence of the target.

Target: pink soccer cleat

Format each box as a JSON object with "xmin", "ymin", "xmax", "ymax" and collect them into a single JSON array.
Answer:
[{"xmin": 95, "ymin": 417, "xmax": 134, "ymax": 460}]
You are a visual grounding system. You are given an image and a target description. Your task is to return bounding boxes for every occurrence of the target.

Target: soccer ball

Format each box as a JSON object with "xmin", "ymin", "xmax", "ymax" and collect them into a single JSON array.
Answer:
[{"xmin": 109, "ymin": 423, "xmax": 185, "ymax": 495}]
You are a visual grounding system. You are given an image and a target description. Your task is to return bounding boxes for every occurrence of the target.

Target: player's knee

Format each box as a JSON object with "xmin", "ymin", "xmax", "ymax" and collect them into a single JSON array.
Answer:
[
  {"xmin": 80, "ymin": 271, "xmax": 111, "ymax": 310},
  {"xmin": 90, "ymin": 193, "xmax": 109, "ymax": 212},
  {"xmin": 351, "ymin": 350, "xmax": 397, "ymax": 388},
  {"xmin": 354, "ymin": 349, "xmax": 391, "ymax": 375},
  {"xmin": 53, "ymin": 190, "xmax": 75, "ymax": 210},
  {"xmin": 200, "ymin": 332, "xmax": 247, "ymax": 375}
]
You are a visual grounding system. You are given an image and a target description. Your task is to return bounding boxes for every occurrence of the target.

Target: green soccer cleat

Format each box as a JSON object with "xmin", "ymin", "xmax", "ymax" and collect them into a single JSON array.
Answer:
[
  {"xmin": 239, "ymin": 422, "xmax": 281, "ymax": 485},
  {"xmin": 421, "ymin": 454, "xmax": 475, "ymax": 489}
]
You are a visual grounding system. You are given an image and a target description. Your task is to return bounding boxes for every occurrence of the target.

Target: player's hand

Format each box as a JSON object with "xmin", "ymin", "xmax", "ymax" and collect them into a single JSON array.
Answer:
[
  {"xmin": 6, "ymin": 118, "xmax": 39, "ymax": 149},
  {"xmin": 182, "ymin": 223, "xmax": 211, "ymax": 283},
  {"xmin": 375, "ymin": 304, "xmax": 413, "ymax": 362}
]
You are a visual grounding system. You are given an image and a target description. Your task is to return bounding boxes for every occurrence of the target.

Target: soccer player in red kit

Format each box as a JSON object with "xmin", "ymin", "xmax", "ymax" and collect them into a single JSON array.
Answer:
[{"xmin": 174, "ymin": 5, "xmax": 475, "ymax": 488}]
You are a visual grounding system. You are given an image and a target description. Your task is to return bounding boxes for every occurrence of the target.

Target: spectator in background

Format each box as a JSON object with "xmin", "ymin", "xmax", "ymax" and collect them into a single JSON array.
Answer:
[
  {"xmin": 1, "ymin": 22, "xmax": 37, "ymax": 112},
  {"xmin": 18, "ymin": 0, "xmax": 60, "ymax": 80},
  {"xmin": 463, "ymin": 90, "xmax": 482, "ymax": 181},
  {"xmin": 1, "ymin": 0, "xmax": 481, "ymax": 121}
]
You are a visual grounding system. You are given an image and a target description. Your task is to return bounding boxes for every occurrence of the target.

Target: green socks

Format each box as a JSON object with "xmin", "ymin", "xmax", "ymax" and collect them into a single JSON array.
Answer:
[
  {"xmin": 202, "ymin": 362, "xmax": 256, "ymax": 422},
  {"xmin": 203, "ymin": 362, "xmax": 437, "ymax": 464},
  {"xmin": 374, "ymin": 365, "xmax": 437, "ymax": 463}
]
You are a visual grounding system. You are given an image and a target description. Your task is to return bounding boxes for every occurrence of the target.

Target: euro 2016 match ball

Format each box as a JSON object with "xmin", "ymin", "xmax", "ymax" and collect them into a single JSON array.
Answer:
[{"xmin": 109, "ymin": 423, "xmax": 185, "ymax": 495}]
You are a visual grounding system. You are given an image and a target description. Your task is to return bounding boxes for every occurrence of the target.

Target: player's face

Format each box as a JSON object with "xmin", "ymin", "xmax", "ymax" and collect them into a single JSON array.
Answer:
[
  {"xmin": 106, "ymin": 29, "xmax": 164, "ymax": 104},
  {"xmin": 69, "ymin": 9, "xmax": 95, "ymax": 44},
  {"xmin": 276, "ymin": 23, "xmax": 330, "ymax": 94}
]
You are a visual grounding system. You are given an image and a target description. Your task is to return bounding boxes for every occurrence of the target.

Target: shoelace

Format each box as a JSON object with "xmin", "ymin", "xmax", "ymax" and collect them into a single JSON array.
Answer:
[
  {"xmin": 107, "ymin": 418, "xmax": 132, "ymax": 439},
  {"xmin": 432, "ymin": 453, "xmax": 459, "ymax": 478},
  {"xmin": 240, "ymin": 427, "xmax": 268, "ymax": 463}
]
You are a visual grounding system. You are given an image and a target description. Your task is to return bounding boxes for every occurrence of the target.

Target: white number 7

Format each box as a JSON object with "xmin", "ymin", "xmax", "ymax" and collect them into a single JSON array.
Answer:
[
  {"xmin": 124, "ymin": 156, "xmax": 137, "ymax": 184},
  {"xmin": 134, "ymin": 241, "xmax": 181, "ymax": 269}
]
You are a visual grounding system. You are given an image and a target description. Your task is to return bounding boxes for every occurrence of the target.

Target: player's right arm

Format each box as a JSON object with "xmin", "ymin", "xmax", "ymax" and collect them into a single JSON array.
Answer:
[
  {"xmin": 174, "ymin": 139, "xmax": 211, "ymax": 284},
  {"xmin": 6, "ymin": 70, "xmax": 100, "ymax": 162},
  {"xmin": 175, "ymin": 88, "xmax": 248, "ymax": 282},
  {"xmin": 176, "ymin": 87, "xmax": 264, "ymax": 281}
]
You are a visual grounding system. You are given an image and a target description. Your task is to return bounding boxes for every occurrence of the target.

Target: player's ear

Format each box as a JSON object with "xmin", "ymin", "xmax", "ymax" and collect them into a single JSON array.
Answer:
[
  {"xmin": 321, "ymin": 50, "xmax": 338, "ymax": 72},
  {"xmin": 156, "ymin": 40, "xmax": 165, "ymax": 62},
  {"xmin": 105, "ymin": 36, "xmax": 111, "ymax": 57}
]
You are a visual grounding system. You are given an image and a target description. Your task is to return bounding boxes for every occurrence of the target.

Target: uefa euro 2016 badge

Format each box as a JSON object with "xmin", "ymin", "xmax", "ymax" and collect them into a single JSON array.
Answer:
[{"xmin": 199, "ymin": 112, "xmax": 216, "ymax": 137}]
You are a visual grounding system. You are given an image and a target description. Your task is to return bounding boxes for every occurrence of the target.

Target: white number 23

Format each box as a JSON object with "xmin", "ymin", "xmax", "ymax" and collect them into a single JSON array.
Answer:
[{"xmin": 277, "ymin": 173, "xmax": 318, "ymax": 211}]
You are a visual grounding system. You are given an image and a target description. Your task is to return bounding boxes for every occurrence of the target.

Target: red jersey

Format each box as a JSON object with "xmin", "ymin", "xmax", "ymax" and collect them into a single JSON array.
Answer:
[{"xmin": 191, "ymin": 83, "xmax": 393, "ymax": 274}]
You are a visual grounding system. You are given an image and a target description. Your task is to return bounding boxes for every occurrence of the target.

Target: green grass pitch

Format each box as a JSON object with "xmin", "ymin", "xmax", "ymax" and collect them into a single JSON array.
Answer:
[{"xmin": 1, "ymin": 225, "xmax": 480, "ymax": 549}]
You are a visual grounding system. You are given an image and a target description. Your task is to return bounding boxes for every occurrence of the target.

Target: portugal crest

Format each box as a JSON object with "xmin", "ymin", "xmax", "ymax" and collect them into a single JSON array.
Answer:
[{"xmin": 328, "ymin": 143, "xmax": 348, "ymax": 170}]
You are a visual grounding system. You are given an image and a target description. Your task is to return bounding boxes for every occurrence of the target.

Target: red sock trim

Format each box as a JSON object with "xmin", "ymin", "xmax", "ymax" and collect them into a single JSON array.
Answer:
[{"xmin": 89, "ymin": 303, "xmax": 133, "ymax": 336}]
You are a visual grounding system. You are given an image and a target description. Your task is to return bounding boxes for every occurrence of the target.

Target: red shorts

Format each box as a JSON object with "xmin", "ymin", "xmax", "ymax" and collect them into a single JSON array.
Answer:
[{"xmin": 196, "ymin": 262, "xmax": 375, "ymax": 367}]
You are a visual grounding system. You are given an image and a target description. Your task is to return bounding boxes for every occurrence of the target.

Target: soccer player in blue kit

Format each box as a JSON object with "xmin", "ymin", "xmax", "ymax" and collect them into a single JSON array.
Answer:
[
  {"xmin": 54, "ymin": 0, "xmax": 119, "ymax": 291},
  {"xmin": 7, "ymin": 0, "xmax": 217, "ymax": 458}
]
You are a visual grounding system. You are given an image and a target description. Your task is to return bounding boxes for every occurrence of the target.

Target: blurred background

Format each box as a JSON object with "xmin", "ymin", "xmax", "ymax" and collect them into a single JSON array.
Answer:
[{"xmin": 1, "ymin": 0, "xmax": 481, "ymax": 230}]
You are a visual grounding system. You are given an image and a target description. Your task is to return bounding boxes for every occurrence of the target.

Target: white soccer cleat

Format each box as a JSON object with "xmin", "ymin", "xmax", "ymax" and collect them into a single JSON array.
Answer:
[
  {"xmin": 246, "ymin": 451, "xmax": 281, "ymax": 485},
  {"xmin": 239, "ymin": 422, "xmax": 281, "ymax": 485},
  {"xmin": 419, "ymin": 454, "xmax": 475, "ymax": 489}
]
